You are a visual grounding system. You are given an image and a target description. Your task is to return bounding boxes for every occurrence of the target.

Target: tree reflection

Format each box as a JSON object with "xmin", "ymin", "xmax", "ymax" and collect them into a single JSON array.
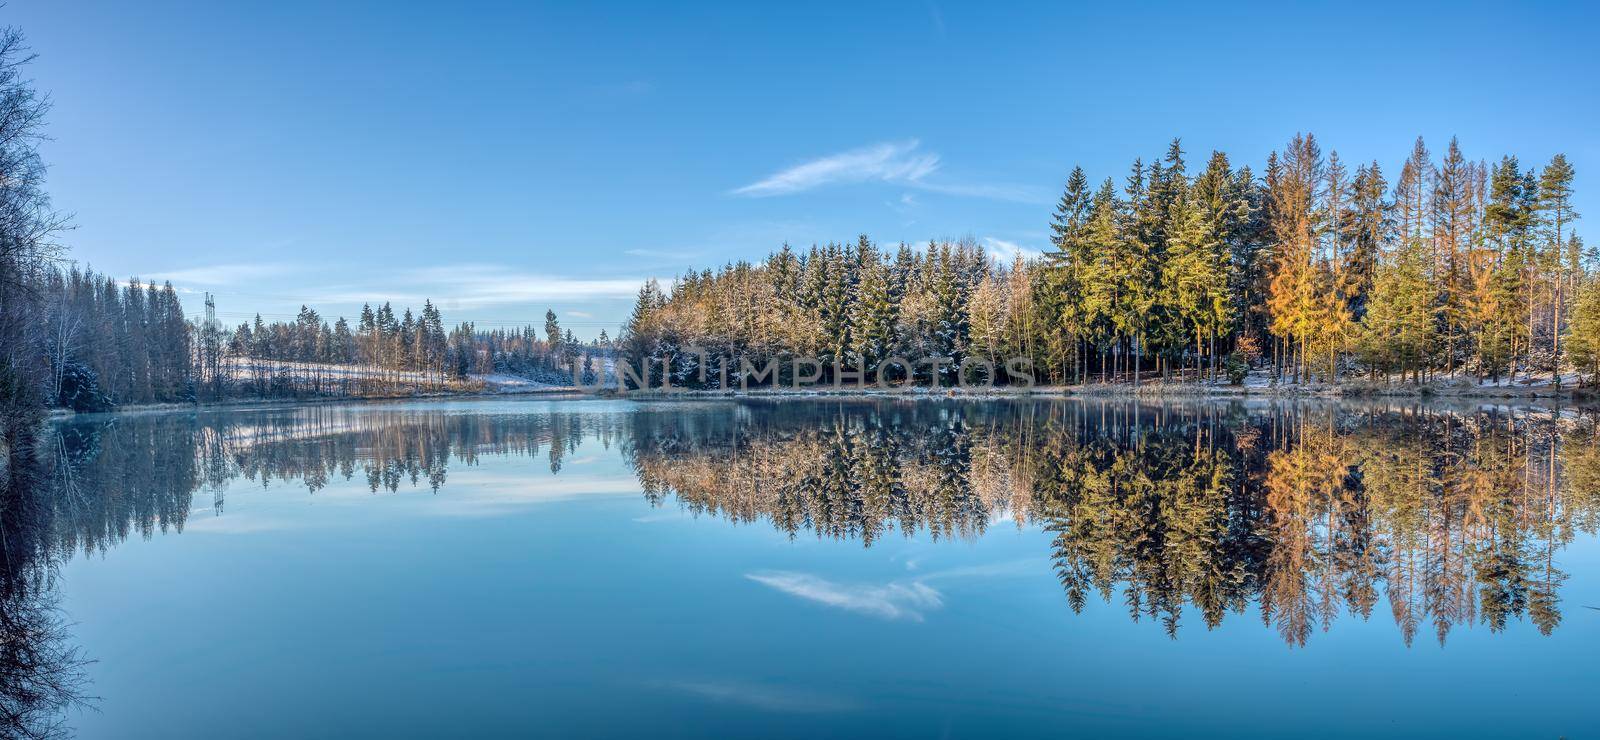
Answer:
[
  {"xmin": 25, "ymin": 399, "xmax": 1600, "ymax": 654},
  {"xmin": 1, "ymin": 427, "xmax": 94, "ymax": 739},
  {"xmin": 623, "ymin": 400, "xmax": 1599, "ymax": 648}
]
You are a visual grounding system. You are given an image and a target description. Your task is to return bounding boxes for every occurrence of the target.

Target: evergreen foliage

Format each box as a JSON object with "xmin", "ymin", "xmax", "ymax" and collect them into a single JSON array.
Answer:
[{"xmin": 619, "ymin": 135, "xmax": 1592, "ymax": 389}]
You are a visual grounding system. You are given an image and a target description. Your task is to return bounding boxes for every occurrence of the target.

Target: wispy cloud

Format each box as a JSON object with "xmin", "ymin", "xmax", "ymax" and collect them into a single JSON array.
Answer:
[
  {"xmin": 733, "ymin": 139, "xmax": 1044, "ymax": 204},
  {"xmin": 887, "ymin": 192, "xmax": 920, "ymax": 215},
  {"xmin": 303, "ymin": 264, "xmax": 647, "ymax": 309},
  {"xmin": 182, "ymin": 513, "xmax": 307, "ymax": 535},
  {"xmin": 657, "ymin": 680, "xmax": 862, "ymax": 713},
  {"xmin": 188, "ymin": 472, "xmax": 643, "ymax": 532},
  {"xmin": 623, "ymin": 248, "xmax": 705, "ymax": 261},
  {"xmin": 982, "ymin": 237, "xmax": 1044, "ymax": 263},
  {"xmin": 920, "ymin": 181, "xmax": 1046, "ymax": 203},
  {"xmin": 413, "ymin": 473, "xmax": 641, "ymax": 518},
  {"xmin": 746, "ymin": 560, "xmax": 1039, "ymax": 621},
  {"xmin": 732, "ymin": 140, "xmax": 939, "ymax": 197},
  {"xmin": 145, "ymin": 263, "xmax": 295, "ymax": 286},
  {"xmin": 746, "ymin": 571, "xmax": 944, "ymax": 621}
]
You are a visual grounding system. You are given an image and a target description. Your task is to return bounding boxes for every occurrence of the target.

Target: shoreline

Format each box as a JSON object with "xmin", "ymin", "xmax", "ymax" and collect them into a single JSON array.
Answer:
[
  {"xmin": 46, "ymin": 386, "xmax": 587, "ymax": 419},
  {"xmin": 620, "ymin": 381, "xmax": 1594, "ymax": 402},
  {"xmin": 46, "ymin": 377, "xmax": 1598, "ymax": 419}
]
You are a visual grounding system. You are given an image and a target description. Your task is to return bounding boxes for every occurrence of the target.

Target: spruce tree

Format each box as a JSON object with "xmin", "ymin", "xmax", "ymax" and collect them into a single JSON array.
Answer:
[
  {"xmin": 1077, "ymin": 178, "xmax": 1129, "ymax": 381},
  {"xmin": 1362, "ymin": 236, "xmax": 1438, "ymax": 381},
  {"xmin": 1538, "ymin": 154, "xmax": 1579, "ymax": 376},
  {"xmin": 1431, "ymin": 137, "xmax": 1476, "ymax": 375},
  {"xmin": 1044, "ymin": 165, "xmax": 1095, "ymax": 381},
  {"xmin": 1265, "ymin": 133, "xmax": 1331, "ymax": 382},
  {"xmin": 1049, "ymin": 166, "xmax": 1093, "ymax": 260},
  {"xmin": 1344, "ymin": 162, "xmax": 1390, "ymax": 319},
  {"xmin": 849, "ymin": 256, "xmax": 899, "ymax": 374},
  {"xmin": 1567, "ymin": 275, "xmax": 1600, "ymax": 386}
]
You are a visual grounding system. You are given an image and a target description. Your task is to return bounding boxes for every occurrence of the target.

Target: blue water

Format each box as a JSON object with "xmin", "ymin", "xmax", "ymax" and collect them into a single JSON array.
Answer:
[{"xmin": 28, "ymin": 398, "xmax": 1599, "ymax": 738}]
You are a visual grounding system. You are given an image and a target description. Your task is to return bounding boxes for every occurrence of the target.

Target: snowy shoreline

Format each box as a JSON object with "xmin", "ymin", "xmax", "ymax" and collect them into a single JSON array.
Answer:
[
  {"xmin": 46, "ymin": 371, "xmax": 1600, "ymax": 419},
  {"xmin": 620, "ymin": 382, "xmax": 1595, "ymax": 402},
  {"xmin": 46, "ymin": 381, "xmax": 586, "ymax": 419}
]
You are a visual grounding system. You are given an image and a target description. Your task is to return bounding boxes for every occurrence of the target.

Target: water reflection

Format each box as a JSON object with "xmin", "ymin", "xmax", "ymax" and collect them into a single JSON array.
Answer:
[
  {"xmin": 16, "ymin": 399, "xmax": 1600, "ymax": 659},
  {"xmin": 627, "ymin": 401, "xmax": 1600, "ymax": 647},
  {"xmin": 0, "ymin": 427, "xmax": 94, "ymax": 739}
]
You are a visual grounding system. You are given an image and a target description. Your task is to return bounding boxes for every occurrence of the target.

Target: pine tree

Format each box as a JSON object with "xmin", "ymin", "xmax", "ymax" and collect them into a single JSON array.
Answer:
[
  {"xmin": 1163, "ymin": 184, "xmax": 1229, "ymax": 378},
  {"xmin": 1049, "ymin": 166, "xmax": 1093, "ymax": 258},
  {"xmin": 1118, "ymin": 161, "xmax": 1157, "ymax": 385},
  {"xmin": 1567, "ymin": 274, "xmax": 1600, "ymax": 386},
  {"xmin": 1477, "ymin": 157, "xmax": 1537, "ymax": 380},
  {"xmin": 1265, "ymin": 133, "xmax": 1336, "ymax": 382},
  {"xmin": 544, "ymin": 309, "xmax": 563, "ymax": 370},
  {"xmin": 1043, "ymin": 165, "xmax": 1095, "ymax": 382},
  {"xmin": 1538, "ymin": 154, "xmax": 1579, "ymax": 378},
  {"xmin": 926, "ymin": 242, "xmax": 973, "ymax": 384},
  {"xmin": 332, "ymin": 317, "xmax": 354, "ymax": 364},
  {"xmin": 1362, "ymin": 235, "xmax": 1438, "ymax": 381},
  {"xmin": 967, "ymin": 268, "xmax": 1009, "ymax": 373},
  {"xmin": 1193, "ymin": 151, "xmax": 1253, "ymax": 377},
  {"xmin": 620, "ymin": 280, "xmax": 664, "ymax": 388},
  {"xmin": 1078, "ymin": 179, "xmax": 1123, "ymax": 381},
  {"xmin": 1344, "ymin": 162, "xmax": 1390, "ymax": 319},
  {"xmin": 1432, "ymin": 137, "xmax": 1476, "ymax": 375},
  {"xmin": 849, "ymin": 255, "xmax": 899, "ymax": 373}
]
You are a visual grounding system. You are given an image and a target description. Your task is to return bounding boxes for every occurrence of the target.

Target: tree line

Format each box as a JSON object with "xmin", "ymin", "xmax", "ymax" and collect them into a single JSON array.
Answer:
[
  {"xmin": 40, "ymin": 267, "xmax": 607, "ymax": 411},
  {"xmin": 621, "ymin": 135, "xmax": 1597, "ymax": 389},
  {"xmin": 213, "ymin": 304, "xmax": 607, "ymax": 401},
  {"xmin": 20, "ymin": 262, "xmax": 607, "ymax": 413}
]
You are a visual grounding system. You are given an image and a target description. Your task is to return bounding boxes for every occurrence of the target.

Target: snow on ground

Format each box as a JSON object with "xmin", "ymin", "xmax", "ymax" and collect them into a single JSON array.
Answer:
[
  {"xmin": 1242, "ymin": 370, "xmax": 1274, "ymax": 389},
  {"xmin": 225, "ymin": 359, "xmax": 585, "ymax": 394},
  {"xmin": 470, "ymin": 373, "xmax": 577, "ymax": 393},
  {"xmin": 225, "ymin": 359, "xmax": 437, "ymax": 384}
]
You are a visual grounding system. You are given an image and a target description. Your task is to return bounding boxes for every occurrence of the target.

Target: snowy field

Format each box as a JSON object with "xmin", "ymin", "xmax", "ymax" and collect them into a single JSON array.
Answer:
[{"xmin": 222, "ymin": 359, "xmax": 579, "ymax": 393}]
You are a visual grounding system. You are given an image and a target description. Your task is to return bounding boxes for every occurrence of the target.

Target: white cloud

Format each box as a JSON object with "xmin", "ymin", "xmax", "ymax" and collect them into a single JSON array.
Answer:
[
  {"xmin": 188, "ymin": 472, "xmax": 644, "ymax": 532},
  {"xmin": 409, "ymin": 473, "xmax": 641, "ymax": 518},
  {"xmin": 887, "ymin": 192, "xmax": 920, "ymax": 215},
  {"xmin": 307, "ymin": 264, "xmax": 647, "ymax": 309},
  {"xmin": 982, "ymin": 237, "xmax": 1044, "ymax": 263},
  {"xmin": 746, "ymin": 560, "xmax": 1039, "ymax": 621},
  {"xmin": 659, "ymin": 680, "xmax": 862, "ymax": 713},
  {"xmin": 746, "ymin": 571, "xmax": 944, "ymax": 621},
  {"xmin": 182, "ymin": 513, "xmax": 306, "ymax": 534},
  {"xmin": 733, "ymin": 140, "xmax": 940, "ymax": 197},
  {"xmin": 919, "ymin": 181, "xmax": 1047, "ymax": 203},
  {"xmin": 733, "ymin": 140, "xmax": 1046, "ymax": 203},
  {"xmin": 622, "ymin": 248, "xmax": 704, "ymax": 261},
  {"xmin": 145, "ymin": 263, "xmax": 295, "ymax": 285}
]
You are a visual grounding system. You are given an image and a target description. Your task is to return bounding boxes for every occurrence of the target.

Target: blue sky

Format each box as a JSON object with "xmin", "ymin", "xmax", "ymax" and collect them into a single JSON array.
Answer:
[{"xmin": 11, "ymin": 0, "xmax": 1597, "ymax": 338}]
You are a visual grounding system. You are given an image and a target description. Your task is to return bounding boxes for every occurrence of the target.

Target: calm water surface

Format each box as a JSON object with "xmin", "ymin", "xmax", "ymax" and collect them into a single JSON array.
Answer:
[{"xmin": 10, "ymin": 398, "xmax": 1600, "ymax": 737}]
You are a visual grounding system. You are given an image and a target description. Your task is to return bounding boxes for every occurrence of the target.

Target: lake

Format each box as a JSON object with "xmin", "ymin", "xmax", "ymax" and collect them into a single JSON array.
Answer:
[{"xmin": 7, "ymin": 397, "xmax": 1598, "ymax": 738}]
